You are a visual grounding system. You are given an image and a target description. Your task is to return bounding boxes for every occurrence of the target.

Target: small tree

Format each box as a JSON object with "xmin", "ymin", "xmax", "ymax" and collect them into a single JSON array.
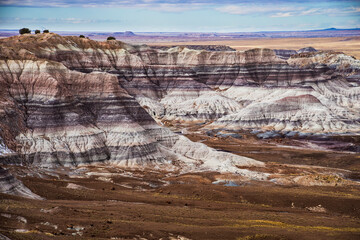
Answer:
[
  {"xmin": 107, "ymin": 36, "xmax": 116, "ymax": 41},
  {"xmin": 19, "ymin": 28, "xmax": 31, "ymax": 35},
  {"xmin": 35, "ymin": 30, "xmax": 40, "ymax": 34},
  {"xmin": 79, "ymin": 35, "xmax": 85, "ymax": 38},
  {"xmin": 43, "ymin": 29, "xmax": 49, "ymax": 33}
]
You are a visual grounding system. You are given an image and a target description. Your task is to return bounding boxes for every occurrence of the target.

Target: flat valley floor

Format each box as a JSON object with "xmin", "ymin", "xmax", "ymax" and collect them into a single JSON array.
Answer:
[
  {"xmin": 1, "ymin": 133, "xmax": 360, "ymax": 240},
  {"xmin": 148, "ymin": 36, "xmax": 360, "ymax": 59}
]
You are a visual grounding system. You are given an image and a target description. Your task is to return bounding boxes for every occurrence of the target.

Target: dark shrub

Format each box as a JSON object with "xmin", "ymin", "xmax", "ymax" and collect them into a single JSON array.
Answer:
[
  {"xmin": 79, "ymin": 35, "xmax": 85, "ymax": 38},
  {"xmin": 19, "ymin": 28, "xmax": 31, "ymax": 35},
  {"xmin": 35, "ymin": 30, "xmax": 40, "ymax": 34},
  {"xmin": 43, "ymin": 30, "xmax": 49, "ymax": 33},
  {"xmin": 107, "ymin": 36, "xmax": 116, "ymax": 40}
]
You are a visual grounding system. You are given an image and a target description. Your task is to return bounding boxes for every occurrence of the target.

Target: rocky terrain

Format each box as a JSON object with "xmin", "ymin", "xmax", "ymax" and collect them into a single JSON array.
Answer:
[
  {"xmin": 151, "ymin": 45, "xmax": 236, "ymax": 52},
  {"xmin": 274, "ymin": 47, "xmax": 317, "ymax": 60},
  {"xmin": 0, "ymin": 33, "xmax": 359, "ymax": 239}
]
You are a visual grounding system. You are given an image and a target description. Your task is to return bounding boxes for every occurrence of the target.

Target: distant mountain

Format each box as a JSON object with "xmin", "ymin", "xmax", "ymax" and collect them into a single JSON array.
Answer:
[
  {"xmin": 113, "ymin": 31, "xmax": 136, "ymax": 36},
  {"xmin": 311, "ymin": 27, "xmax": 360, "ymax": 31}
]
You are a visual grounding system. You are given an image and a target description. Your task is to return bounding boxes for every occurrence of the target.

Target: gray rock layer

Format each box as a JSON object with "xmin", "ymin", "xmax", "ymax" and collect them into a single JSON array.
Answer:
[
  {"xmin": 0, "ymin": 166, "xmax": 42, "ymax": 199},
  {"xmin": 0, "ymin": 34, "xmax": 263, "ymax": 172},
  {"xmin": 0, "ymin": 33, "xmax": 359, "ymax": 169}
]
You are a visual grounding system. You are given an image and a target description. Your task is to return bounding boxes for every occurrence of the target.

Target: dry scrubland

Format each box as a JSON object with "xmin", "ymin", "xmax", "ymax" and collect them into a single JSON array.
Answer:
[{"xmin": 148, "ymin": 37, "xmax": 360, "ymax": 59}]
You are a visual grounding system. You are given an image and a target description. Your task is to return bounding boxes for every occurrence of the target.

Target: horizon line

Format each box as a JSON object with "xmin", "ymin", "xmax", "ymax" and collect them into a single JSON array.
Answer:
[{"xmin": 1, "ymin": 27, "xmax": 360, "ymax": 33}]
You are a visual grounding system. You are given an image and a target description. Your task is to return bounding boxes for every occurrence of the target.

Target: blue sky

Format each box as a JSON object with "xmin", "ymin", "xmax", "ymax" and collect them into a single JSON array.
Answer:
[{"xmin": 0, "ymin": 0, "xmax": 359, "ymax": 32}]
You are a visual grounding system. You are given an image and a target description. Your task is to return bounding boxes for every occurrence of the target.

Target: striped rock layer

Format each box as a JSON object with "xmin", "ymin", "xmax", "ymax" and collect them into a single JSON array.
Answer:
[
  {"xmin": 0, "ymin": 34, "xmax": 263, "ymax": 172},
  {"xmin": 0, "ymin": 33, "xmax": 359, "ymax": 169},
  {"xmin": 0, "ymin": 166, "xmax": 42, "ymax": 199}
]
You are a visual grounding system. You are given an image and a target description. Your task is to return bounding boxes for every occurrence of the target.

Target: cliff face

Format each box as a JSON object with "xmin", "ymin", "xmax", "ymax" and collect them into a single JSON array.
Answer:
[
  {"xmin": 0, "ymin": 34, "xmax": 264, "ymax": 173},
  {"xmin": 0, "ymin": 33, "xmax": 359, "ymax": 170},
  {"xmin": 0, "ymin": 59, "xmax": 167, "ymax": 167}
]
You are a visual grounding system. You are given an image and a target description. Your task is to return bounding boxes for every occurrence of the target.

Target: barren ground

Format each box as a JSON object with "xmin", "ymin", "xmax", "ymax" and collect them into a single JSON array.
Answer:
[
  {"xmin": 1, "ymin": 132, "xmax": 360, "ymax": 240},
  {"xmin": 147, "ymin": 37, "xmax": 360, "ymax": 59}
]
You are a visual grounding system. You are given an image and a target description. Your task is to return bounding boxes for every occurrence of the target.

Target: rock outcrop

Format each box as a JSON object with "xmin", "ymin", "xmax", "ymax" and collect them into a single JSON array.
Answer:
[
  {"xmin": 0, "ymin": 34, "xmax": 264, "ymax": 172},
  {"xmin": 288, "ymin": 51, "xmax": 360, "ymax": 71},
  {"xmin": 0, "ymin": 166, "xmax": 42, "ymax": 199},
  {"xmin": 274, "ymin": 47, "xmax": 317, "ymax": 60},
  {"xmin": 274, "ymin": 49, "xmax": 298, "ymax": 60},
  {"xmin": 297, "ymin": 47, "xmax": 317, "ymax": 53},
  {"xmin": 151, "ymin": 45, "xmax": 236, "ymax": 52},
  {"xmin": 0, "ymin": 33, "xmax": 359, "ymax": 172}
]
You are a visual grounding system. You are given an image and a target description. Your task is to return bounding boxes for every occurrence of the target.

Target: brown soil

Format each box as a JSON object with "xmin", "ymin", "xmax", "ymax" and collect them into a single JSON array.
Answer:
[
  {"xmin": 1, "ymin": 131, "xmax": 360, "ymax": 240},
  {"xmin": 0, "ymin": 164, "xmax": 360, "ymax": 240},
  {"xmin": 185, "ymin": 133, "xmax": 360, "ymax": 172}
]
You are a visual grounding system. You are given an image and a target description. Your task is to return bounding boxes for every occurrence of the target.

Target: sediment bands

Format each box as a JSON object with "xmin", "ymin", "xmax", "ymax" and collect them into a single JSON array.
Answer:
[
  {"xmin": 0, "ymin": 59, "xmax": 169, "ymax": 166},
  {"xmin": 0, "ymin": 166, "xmax": 42, "ymax": 199},
  {"xmin": 0, "ymin": 33, "xmax": 359, "ymax": 168}
]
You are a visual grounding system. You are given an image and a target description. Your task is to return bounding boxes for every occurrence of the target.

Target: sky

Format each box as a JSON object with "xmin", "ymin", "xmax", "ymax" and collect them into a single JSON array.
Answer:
[{"xmin": 0, "ymin": 0, "xmax": 359, "ymax": 32}]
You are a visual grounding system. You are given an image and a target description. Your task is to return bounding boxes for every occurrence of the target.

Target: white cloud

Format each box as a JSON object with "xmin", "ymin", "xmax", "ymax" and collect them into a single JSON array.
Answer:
[
  {"xmin": 299, "ymin": 8, "xmax": 320, "ymax": 15},
  {"xmin": 215, "ymin": 3, "xmax": 360, "ymax": 18},
  {"xmin": 298, "ymin": 7, "xmax": 360, "ymax": 16},
  {"xmin": 271, "ymin": 12, "xmax": 294, "ymax": 18},
  {"xmin": 137, "ymin": 3, "xmax": 203, "ymax": 12},
  {"xmin": 0, "ymin": 0, "xmax": 203, "ymax": 11},
  {"xmin": 1, "ymin": 1, "xmax": 203, "ymax": 12},
  {"xmin": 1, "ymin": 0, "xmax": 360, "ymax": 16},
  {"xmin": 216, "ymin": 5, "xmax": 300, "ymax": 15}
]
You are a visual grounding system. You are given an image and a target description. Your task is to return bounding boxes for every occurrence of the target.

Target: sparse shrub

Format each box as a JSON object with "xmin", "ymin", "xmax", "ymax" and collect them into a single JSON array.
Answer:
[
  {"xmin": 107, "ymin": 36, "xmax": 116, "ymax": 41},
  {"xmin": 237, "ymin": 234, "xmax": 287, "ymax": 240},
  {"xmin": 43, "ymin": 30, "xmax": 49, "ymax": 33},
  {"xmin": 19, "ymin": 28, "xmax": 31, "ymax": 35},
  {"xmin": 79, "ymin": 35, "xmax": 85, "ymax": 38},
  {"xmin": 35, "ymin": 30, "xmax": 40, "ymax": 34}
]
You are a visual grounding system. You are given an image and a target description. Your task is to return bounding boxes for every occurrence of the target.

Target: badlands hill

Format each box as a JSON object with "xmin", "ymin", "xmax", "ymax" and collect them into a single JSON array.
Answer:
[
  {"xmin": 0, "ymin": 33, "xmax": 360, "ymax": 240},
  {"xmin": 0, "ymin": 33, "xmax": 359, "ymax": 198}
]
